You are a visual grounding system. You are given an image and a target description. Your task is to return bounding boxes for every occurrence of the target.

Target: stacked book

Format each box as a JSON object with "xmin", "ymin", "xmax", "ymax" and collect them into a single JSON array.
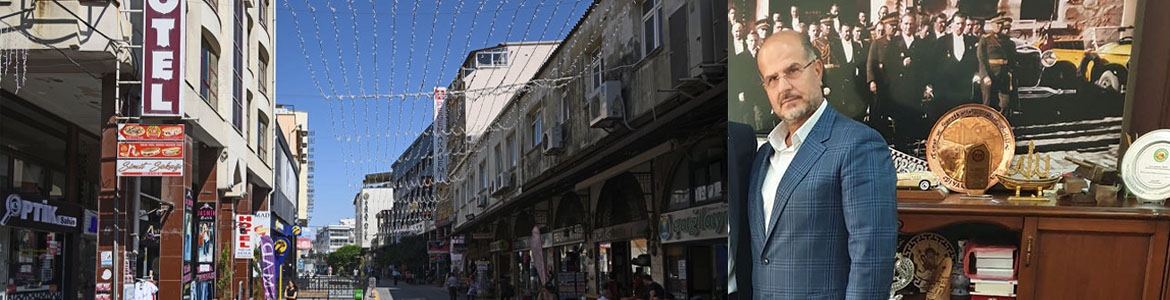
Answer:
[{"xmin": 964, "ymin": 244, "xmax": 1018, "ymax": 299}]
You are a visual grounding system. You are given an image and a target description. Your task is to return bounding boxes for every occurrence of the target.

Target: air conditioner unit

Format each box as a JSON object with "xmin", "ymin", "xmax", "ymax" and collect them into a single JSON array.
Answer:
[
  {"xmin": 588, "ymin": 81, "xmax": 624, "ymax": 128},
  {"xmin": 543, "ymin": 124, "xmax": 565, "ymax": 155},
  {"xmin": 491, "ymin": 170, "xmax": 514, "ymax": 196},
  {"xmin": 475, "ymin": 195, "xmax": 487, "ymax": 208}
]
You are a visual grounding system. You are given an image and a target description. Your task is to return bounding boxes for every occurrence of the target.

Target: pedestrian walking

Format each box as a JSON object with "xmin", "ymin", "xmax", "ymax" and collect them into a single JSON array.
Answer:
[
  {"xmin": 393, "ymin": 270, "xmax": 401, "ymax": 286},
  {"xmin": 446, "ymin": 274, "xmax": 460, "ymax": 300}
]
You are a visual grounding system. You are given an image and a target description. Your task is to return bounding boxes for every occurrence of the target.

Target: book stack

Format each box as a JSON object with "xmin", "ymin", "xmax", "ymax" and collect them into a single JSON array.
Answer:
[{"xmin": 964, "ymin": 244, "xmax": 1018, "ymax": 299}]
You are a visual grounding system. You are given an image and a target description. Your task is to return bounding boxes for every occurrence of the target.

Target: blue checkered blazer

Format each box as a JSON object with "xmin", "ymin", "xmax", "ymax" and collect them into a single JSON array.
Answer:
[{"xmin": 746, "ymin": 104, "xmax": 897, "ymax": 299}]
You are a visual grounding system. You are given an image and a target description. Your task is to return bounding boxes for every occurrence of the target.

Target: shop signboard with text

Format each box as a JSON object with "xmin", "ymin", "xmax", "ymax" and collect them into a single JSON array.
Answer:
[
  {"xmin": 117, "ymin": 124, "xmax": 184, "ymax": 176},
  {"xmin": 141, "ymin": 0, "xmax": 186, "ymax": 117},
  {"xmin": 235, "ymin": 214, "xmax": 255, "ymax": 258},
  {"xmin": 1, "ymin": 194, "xmax": 81, "ymax": 233},
  {"xmin": 659, "ymin": 202, "xmax": 728, "ymax": 244}
]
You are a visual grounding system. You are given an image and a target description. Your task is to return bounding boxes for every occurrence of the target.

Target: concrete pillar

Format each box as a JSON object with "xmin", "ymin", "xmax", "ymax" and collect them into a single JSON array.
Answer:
[
  {"xmin": 158, "ymin": 137, "xmax": 195, "ymax": 299},
  {"xmin": 96, "ymin": 73, "xmax": 131, "ymax": 299}
]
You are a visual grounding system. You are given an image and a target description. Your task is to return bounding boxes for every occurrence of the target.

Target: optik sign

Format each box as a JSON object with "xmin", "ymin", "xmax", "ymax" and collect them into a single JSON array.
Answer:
[{"xmin": 142, "ymin": 0, "xmax": 186, "ymax": 117}]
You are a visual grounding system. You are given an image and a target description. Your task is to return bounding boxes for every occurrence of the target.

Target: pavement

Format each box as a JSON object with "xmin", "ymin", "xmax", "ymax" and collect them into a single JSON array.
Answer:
[{"xmin": 369, "ymin": 278, "xmax": 453, "ymax": 300}]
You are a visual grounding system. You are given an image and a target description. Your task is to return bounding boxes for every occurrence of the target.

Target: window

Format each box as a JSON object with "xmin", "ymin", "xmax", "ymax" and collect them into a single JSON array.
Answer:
[
  {"xmin": 258, "ymin": 54, "xmax": 269, "ymax": 96},
  {"xmin": 589, "ymin": 52, "xmax": 604, "ymax": 91},
  {"xmin": 480, "ymin": 162, "xmax": 487, "ymax": 192},
  {"xmin": 641, "ymin": 0, "xmax": 664, "ymax": 57},
  {"xmin": 506, "ymin": 134, "xmax": 516, "ymax": 167},
  {"xmin": 232, "ymin": 0, "xmax": 245, "ymax": 132},
  {"xmin": 560, "ymin": 96, "xmax": 571, "ymax": 123},
  {"xmin": 200, "ymin": 40, "xmax": 219, "ymax": 107},
  {"xmin": 495, "ymin": 144, "xmax": 503, "ymax": 172},
  {"xmin": 257, "ymin": 112, "xmax": 268, "ymax": 162},
  {"xmin": 258, "ymin": 0, "xmax": 268, "ymax": 29},
  {"xmin": 475, "ymin": 49, "xmax": 509, "ymax": 68},
  {"xmin": 530, "ymin": 110, "xmax": 543, "ymax": 149}
]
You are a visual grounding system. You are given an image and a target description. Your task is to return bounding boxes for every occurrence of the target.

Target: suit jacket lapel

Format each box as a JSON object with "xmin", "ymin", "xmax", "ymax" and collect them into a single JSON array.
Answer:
[
  {"xmin": 749, "ymin": 144, "xmax": 772, "ymax": 257},
  {"xmin": 763, "ymin": 106, "xmax": 838, "ymax": 246}
]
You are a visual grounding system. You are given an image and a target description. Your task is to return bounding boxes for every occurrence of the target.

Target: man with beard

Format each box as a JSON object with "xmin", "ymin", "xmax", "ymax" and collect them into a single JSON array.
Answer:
[
  {"xmin": 931, "ymin": 13, "xmax": 980, "ymax": 121},
  {"xmin": 866, "ymin": 13, "xmax": 899, "ymax": 133},
  {"xmin": 827, "ymin": 22, "xmax": 868, "ymax": 121},
  {"xmin": 746, "ymin": 30, "xmax": 896, "ymax": 299},
  {"xmin": 978, "ymin": 13, "xmax": 1016, "ymax": 112},
  {"xmin": 882, "ymin": 12, "xmax": 933, "ymax": 143}
]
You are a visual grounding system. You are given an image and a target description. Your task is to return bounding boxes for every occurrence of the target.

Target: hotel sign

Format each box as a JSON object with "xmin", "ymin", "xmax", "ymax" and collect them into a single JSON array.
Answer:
[{"xmin": 142, "ymin": 0, "xmax": 186, "ymax": 117}]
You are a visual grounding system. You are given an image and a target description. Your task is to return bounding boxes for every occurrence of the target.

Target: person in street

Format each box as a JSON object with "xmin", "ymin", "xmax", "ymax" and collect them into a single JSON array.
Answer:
[
  {"xmin": 640, "ymin": 274, "xmax": 667, "ymax": 300},
  {"xmin": 745, "ymin": 30, "xmax": 897, "ymax": 299},
  {"xmin": 466, "ymin": 276, "xmax": 479, "ymax": 300},
  {"xmin": 393, "ymin": 269, "xmax": 401, "ymax": 286},
  {"xmin": 284, "ymin": 280, "xmax": 298, "ymax": 300},
  {"xmin": 446, "ymin": 274, "xmax": 460, "ymax": 300}
]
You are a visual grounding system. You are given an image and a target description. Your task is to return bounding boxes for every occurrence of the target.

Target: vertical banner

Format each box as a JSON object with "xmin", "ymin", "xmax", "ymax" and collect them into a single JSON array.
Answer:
[
  {"xmin": 260, "ymin": 236, "xmax": 277, "ymax": 300},
  {"xmin": 434, "ymin": 86, "xmax": 448, "ymax": 183},
  {"xmin": 254, "ymin": 211, "xmax": 272, "ymax": 238},
  {"xmin": 182, "ymin": 190, "xmax": 194, "ymax": 299},
  {"xmin": 531, "ymin": 226, "xmax": 548, "ymax": 285},
  {"xmin": 235, "ymin": 214, "xmax": 255, "ymax": 258},
  {"xmin": 195, "ymin": 202, "xmax": 216, "ymax": 279},
  {"xmin": 141, "ymin": 0, "xmax": 186, "ymax": 116}
]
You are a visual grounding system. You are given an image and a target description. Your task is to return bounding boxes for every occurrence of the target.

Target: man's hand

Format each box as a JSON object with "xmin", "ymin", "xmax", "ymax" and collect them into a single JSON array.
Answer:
[
  {"xmin": 924, "ymin": 85, "xmax": 934, "ymax": 100},
  {"xmin": 903, "ymin": 57, "xmax": 912, "ymax": 66},
  {"xmin": 983, "ymin": 77, "xmax": 992, "ymax": 85}
]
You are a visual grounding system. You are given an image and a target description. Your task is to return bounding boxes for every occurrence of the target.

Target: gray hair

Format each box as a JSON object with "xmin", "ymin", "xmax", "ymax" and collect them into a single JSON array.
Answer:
[{"xmin": 797, "ymin": 33, "xmax": 819, "ymax": 61}]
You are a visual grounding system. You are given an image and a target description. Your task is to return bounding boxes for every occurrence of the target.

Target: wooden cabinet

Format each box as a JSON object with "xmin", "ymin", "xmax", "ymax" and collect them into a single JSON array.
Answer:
[{"xmin": 898, "ymin": 196, "xmax": 1170, "ymax": 300}]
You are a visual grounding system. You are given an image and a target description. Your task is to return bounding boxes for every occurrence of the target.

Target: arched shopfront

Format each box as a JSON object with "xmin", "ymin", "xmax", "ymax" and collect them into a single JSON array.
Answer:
[
  {"xmin": 659, "ymin": 137, "xmax": 728, "ymax": 300},
  {"xmin": 593, "ymin": 171, "xmax": 652, "ymax": 299}
]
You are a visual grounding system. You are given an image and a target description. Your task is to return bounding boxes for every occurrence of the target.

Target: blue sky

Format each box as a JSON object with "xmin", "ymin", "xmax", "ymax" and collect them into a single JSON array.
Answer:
[{"xmin": 274, "ymin": 0, "xmax": 589, "ymax": 230}]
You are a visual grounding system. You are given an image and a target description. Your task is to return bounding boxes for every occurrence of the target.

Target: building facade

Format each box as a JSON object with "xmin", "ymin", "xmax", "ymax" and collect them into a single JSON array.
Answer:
[
  {"xmin": 0, "ymin": 0, "xmax": 279, "ymax": 299},
  {"xmin": 276, "ymin": 104, "xmax": 315, "ymax": 226},
  {"xmin": 355, "ymin": 172, "xmax": 394, "ymax": 249},
  {"xmin": 446, "ymin": 0, "xmax": 727, "ymax": 299},
  {"xmin": 390, "ymin": 125, "xmax": 435, "ymax": 242},
  {"xmin": 314, "ymin": 220, "xmax": 356, "ymax": 255}
]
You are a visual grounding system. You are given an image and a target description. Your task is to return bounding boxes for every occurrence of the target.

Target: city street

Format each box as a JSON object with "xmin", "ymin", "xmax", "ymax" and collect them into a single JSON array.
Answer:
[{"xmin": 371, "ymin": 280, "xmax": 452, "ymax": 300}]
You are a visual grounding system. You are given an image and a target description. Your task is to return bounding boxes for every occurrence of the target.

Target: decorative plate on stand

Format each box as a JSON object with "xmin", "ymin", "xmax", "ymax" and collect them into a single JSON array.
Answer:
[{"xmin": 900, "ymin": 232, "xmax": 957, "ymax": 292}]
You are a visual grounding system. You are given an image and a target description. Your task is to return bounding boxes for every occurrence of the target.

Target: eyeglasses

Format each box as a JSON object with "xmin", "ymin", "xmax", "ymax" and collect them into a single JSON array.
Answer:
[{"xmin": 761, "ymin": 58, "xmax": 818, "ymax": 88}]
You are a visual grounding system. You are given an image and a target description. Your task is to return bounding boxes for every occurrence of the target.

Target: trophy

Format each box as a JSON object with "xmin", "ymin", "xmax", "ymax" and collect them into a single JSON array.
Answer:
[
  {"xmin": 996, "ymin": 141, "xmax": 1060, "ymax": 201},
  {"xmin": 1121, "ymin": 129, "xmax": 1170, "ymax": 204},
  {"xmin": 926, "ymin": 105, "xmax": 1015, "ymax": 198}
]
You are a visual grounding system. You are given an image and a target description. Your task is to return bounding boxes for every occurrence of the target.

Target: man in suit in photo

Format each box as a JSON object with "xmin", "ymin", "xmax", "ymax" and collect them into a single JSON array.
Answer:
[
  {"xmin": 882, "ymin": 12, "xmax": 933, "ymax": 142},
  {"xmin": 866, "ymin": 13, "xmax": 899, "ymax": 135},
  {"xmin": 827, "ymin": 22, "xmax": 868, "ymax": 121},
  {"xmin": 978, "ymin": 13, "xmax": 1016, "ymax": 112},
  {"xmin": 746, "ymin": 30, "xmax": 897, "ymax": 299},
  {"xmin": 930, "ymin": 13, "xmax": 980, "ymax": 120}
]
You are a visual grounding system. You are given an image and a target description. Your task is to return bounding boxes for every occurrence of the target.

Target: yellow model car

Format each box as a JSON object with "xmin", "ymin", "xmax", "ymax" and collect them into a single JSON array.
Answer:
[{"xmin": 897, "ymin": 171, "xmax": 940, "ymax": 191}]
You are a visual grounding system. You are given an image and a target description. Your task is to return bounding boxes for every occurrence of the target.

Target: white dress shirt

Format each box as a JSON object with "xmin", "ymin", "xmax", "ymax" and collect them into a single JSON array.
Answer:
[
  {"xmin": 953, "ymin": 33, "xmax": 966, "ymax": 61},
  {"xmin": 902, "ymin": 34, "xmax": 915, "ymax": 49},
  {"xmin": 761, "ymin": 99, "xmax": 828, "ymax": 229},
  {"xmin": 842, "ymin": 40, "xmax": 854, "ymax": 63}
]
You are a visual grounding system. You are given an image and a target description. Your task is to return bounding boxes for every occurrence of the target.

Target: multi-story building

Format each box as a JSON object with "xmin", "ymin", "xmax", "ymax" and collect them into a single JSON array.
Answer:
[
  {"xmin": 390, "ymin": 125, "xmax": 435, "ymax": 242},
  {"xmin": 354, "ymin": 172, "xmax": 394, "ymax": 249},
  {"xmin": 314, "ymin": 219, "xmax": 356, "ymax": 255},
  {"xmin": 446, "ymin": 0, "xmax": 726, "ymax": 299},
  {"xmin": 0, "ymin": 0, "xmax": 279, "ymax": 298},
  {"xmin": 276, "ymin": 104, "xmax": 315, "ymax": 226}
]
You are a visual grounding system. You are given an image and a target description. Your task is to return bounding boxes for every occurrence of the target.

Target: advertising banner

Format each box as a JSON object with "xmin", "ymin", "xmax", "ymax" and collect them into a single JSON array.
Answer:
[
  {"xmin": 235, "ymin": 214, "xmax": 255, "ymax": 258},
  {"xmin": 117, "ymin": 124, "xmax": 184, "ymax": 141},
  {"xmin": 0, "ymin": 193, "xmax": 81, "ymax": 233},
  {"xmin": 195, "ymin": 202, "xmax": 216, "ymax": 280},
  {"xmin": 297, "ymin": 238, "xmax": 312, "ymax": 250},
  {"xmin": 659, "ymin": 202, "xmax": 728, "ymax": 244},
  {"xmin": 182, "ymin": 189, "xmax": 194, "ymax": 299},
  {"xmin": 141, "ymin": 0, "xmax": 186, "ymax": 117},
  {"xmin": 434, "ymin": 86, "xmax": 448, "ymax": 183},
  {"xmin": 273, "ymin": 237, "xmax": 291, "ymax": 266},
  {"xmin": 260, "ymin": 236, "xmax": 277, "ymax": 300},
  {"xmin": 254, "ymin": 211, "xmax": 272, "ymax": 238}
]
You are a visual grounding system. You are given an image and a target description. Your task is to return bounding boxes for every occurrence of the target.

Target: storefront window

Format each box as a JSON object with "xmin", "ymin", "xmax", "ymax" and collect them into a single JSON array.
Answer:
[
  {"xmin": 8, "ymin": 228, "xmax": 64, "ymax": 295},
  {"xmin": 664, "ymin": 245, "xmax": 686, "ymax": 300},
  {"xmin": 50, "ymin": 170, "xmax": 65, "ymax": 200},
  {"xmin": 12, "ymin": 159, "xmax": 46, "ymax": 195},
  {"xmin": 0, "ymin": 154, "xmax": 9, "ymax": 193}
]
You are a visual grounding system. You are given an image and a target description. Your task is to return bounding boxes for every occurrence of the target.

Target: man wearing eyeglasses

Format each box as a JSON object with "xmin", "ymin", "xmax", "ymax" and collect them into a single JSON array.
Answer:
[{"xmin": 743, "ymin": 30, "xmax": 897, "ymax": 299}]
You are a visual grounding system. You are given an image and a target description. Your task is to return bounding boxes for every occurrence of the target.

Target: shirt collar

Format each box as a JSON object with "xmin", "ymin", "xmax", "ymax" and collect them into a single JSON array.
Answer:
[{"xmin": 768, "ymin": 99, "xmax": 828, "ymax": 152}]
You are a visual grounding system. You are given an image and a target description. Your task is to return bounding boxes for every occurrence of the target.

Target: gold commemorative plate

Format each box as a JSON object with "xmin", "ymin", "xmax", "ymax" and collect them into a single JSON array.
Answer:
[
  {"xmin": 900, "ymin": 232, "xmax": 957, "ymax": 293},
  {"xmin": 926, "ymin": 104, "xmax": 1016, "ymax": 194}
]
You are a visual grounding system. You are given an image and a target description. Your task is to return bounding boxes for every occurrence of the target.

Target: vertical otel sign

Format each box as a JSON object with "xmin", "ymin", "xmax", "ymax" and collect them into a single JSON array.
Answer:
[{"xmin": 142, "ymin": 0, "xmax": 186, "ymax": 117}]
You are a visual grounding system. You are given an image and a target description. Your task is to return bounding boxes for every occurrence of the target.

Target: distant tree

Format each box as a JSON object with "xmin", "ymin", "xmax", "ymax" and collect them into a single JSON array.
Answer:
[
  {"xmin": 374, "ymin": 235, "xmax": 428, "ymax": 272},
  {"xmin": 328, "ymin": 245, "xmax": 363, "ymax": 278}
]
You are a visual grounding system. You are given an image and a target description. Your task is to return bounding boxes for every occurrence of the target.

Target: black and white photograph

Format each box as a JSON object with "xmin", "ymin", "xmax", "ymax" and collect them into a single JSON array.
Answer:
[{"xmin": 730, "ymin": 0, "xmax": 1137, "ymax": 174}]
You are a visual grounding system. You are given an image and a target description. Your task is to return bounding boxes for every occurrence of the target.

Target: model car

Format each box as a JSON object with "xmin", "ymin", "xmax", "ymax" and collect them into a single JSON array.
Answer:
[{"xmin": 897, "ymin": 171, "xmax": 940, "ymax": 191}]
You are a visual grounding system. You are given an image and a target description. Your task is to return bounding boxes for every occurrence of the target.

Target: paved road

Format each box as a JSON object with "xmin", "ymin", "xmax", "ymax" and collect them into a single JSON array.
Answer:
[{"xmin": 371, "ymin": 280, "xmax": 453, "ymax": 300}]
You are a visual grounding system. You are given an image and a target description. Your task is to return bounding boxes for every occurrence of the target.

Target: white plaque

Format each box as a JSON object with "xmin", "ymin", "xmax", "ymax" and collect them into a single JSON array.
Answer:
[{"xmin": 1122, "ymin": 129, "xmax": 1170, "ymax": 202}]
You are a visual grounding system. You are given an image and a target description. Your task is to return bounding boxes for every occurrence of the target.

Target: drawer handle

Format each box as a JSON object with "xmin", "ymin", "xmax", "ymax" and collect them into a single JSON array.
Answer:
[{"xmin": 1025, "ymin": 235, "xmax": 1033, "ymax": 266}]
